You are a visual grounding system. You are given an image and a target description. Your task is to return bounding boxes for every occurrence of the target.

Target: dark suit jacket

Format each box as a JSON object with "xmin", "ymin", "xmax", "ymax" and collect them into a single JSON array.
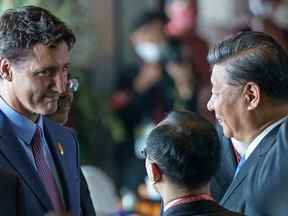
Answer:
[
  {"xmin": 0, "ymin": 111, "xmax": 81, "ymax": 216},
  {"xmin": 210, "ymin": 125, "xmax": 237, "ymax": 202},
  {"xmin": 221, "ymin": 118, "xmax": 288, "ymax": 215},
  {"xmin": 0, "ymin": 168, "xmax": 19, "ymax": 216},
  {"xmin": 163, "ymin": 200, "xmax": 243, "ymax": 216},
  {"xmin": 80, "ymin": 171, "xmax": 96, "ymax": 216}
]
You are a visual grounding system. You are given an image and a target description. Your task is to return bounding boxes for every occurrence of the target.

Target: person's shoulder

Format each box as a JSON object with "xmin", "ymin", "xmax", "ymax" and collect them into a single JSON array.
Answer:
[
  {"xmin": 273, "ymin": 116, "xmax": 288, "ymax": 139},
  {"xmin": 206, "ymin": 201, "xmax": 244, "ymax": 216},
  {"xmin": 42, "ymin": 116, "xmax": 75, "ymax": 136},
  {"xmin": 281, "ymin": 116, "xmax": 288, "ymax": 127},
  {"xmin": 163, "ymin": 201, "xmax": 244, "ymax": 216}
]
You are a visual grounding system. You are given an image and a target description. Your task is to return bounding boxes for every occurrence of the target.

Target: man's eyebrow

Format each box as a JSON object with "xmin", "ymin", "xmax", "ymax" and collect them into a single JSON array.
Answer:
[{"xmin": 33, "ymin": 65, "xmax": 58, "ymax": 74}]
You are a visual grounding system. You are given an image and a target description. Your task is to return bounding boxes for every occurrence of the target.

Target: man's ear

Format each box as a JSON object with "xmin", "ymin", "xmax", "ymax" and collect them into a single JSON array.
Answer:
[
  {"xmin": 0, "ymin": 58, "xmax": 12, "ymax": 81},
  {"xmin": 243, "ymin": 82, "xmax": 260, "ymax": 111},
  {"xmin": 150, "ymin": 162, "xmax": 162, "ymax": 184}
]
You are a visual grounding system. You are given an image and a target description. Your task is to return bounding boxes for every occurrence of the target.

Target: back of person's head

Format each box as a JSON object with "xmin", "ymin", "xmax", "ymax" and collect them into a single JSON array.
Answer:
[
  {"xmin": 145, "ymin": 110, "xmax": 220, "ymax": 190},
  {"xmin": 208, "ymin": 30, "xmax": 288, "ymax": 102},
  {"xmin": 0, "ymin": 5, "xmax": 75, "ymax": 63},
  {"xmin": 132, "ymin": 10, "xmax": 168, "ymax": 32}
]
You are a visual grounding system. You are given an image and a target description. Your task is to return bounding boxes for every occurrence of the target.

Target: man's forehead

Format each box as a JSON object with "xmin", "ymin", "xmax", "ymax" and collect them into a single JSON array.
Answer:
[
  {"xmin": 31, "ymin": 42, "xmax": 69, "ymax": 63},
  {"xmin": 211, "ymin": 64, "xmax": 228, "ymax": 84},
  {"xmin": 32, "ymin": 42, "xmax": 69, "ymax": 54}
]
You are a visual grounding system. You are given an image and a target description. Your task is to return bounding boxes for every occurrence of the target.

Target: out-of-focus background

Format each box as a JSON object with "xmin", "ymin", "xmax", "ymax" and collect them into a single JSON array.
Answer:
[{"xmin": 1, "ymin": 0, "xmax": 287, "ymax": 215}]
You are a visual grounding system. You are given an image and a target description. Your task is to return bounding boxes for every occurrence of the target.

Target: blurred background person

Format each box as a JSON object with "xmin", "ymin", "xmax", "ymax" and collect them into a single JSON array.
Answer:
[
  {"xmin": 111, "ymin": 9, "xmax": 196, "ymax": 197},
  {"xmin": 249, "ymin": 0, "xmax": 288, "ymax": 50},
  {"xmin": 46, "ymin": 77, "xmax": 78, "ymax": 126},
  {"xmin": 46, "ymin": 77, "xmax": 96, "ymax": 216},
  {"xmin": 164, "ymin": 0, "xmax": 213, "ymax": 122},
  {"xmin": 47, "ymin": 77, "xmax": 119, "ymax": 216},
  {"xmin": 144, "ymin": 110, "xmax": 243, "ymax": 216}
]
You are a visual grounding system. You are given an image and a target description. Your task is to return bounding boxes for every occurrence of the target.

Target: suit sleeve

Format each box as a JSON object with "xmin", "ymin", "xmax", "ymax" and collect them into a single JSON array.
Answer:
[{"xmin": 68, "ymin": 128, "xmax": 96, "ymax": 216}]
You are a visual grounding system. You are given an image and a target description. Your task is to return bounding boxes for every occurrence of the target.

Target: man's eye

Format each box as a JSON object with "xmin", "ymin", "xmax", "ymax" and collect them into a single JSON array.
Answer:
[{"xmin": 36, "ymin": 70, "xmax": 51, "ymax": 77}]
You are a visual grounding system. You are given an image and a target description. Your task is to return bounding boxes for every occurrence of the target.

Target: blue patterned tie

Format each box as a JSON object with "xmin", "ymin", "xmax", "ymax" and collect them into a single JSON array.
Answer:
[{"xmin": 31, "ymin": 127, "xmax": 64, "ymax": 212}]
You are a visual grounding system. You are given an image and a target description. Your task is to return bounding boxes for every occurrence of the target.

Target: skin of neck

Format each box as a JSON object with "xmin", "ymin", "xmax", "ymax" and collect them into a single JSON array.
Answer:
[
  {"xmin": 239, "ymin": 98, "xmax": 288, "ymax": 144},
  {"xmin": 156, "ymin": 177, "xmax": 209, "ymax": 207}
]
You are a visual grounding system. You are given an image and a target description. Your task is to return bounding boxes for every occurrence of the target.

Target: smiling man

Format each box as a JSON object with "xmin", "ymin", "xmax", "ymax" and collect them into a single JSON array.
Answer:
[
  {"xmin": 0, "ymin": 6, "xmax": 83, "ymax": 216},
  {"xmin": 207, "ymin": 31, "xmax": 288, "ymax": 215}
]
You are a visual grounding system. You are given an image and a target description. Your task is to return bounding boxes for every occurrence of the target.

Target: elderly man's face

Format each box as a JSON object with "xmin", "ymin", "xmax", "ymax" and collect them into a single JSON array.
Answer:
[
  {"xmin": 47, "ymin": 90, "xmax": 74, "ymax": 125},
  {"xmin": 207, "ymin": 64, "xmax": 245, "ymax": 140},
  {"xmin": 7, "ymin": 42, "xmax": 70, "ymax": 119}
]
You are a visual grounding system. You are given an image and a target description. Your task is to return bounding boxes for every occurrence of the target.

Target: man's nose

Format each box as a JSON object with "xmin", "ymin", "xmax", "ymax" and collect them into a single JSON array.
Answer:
[{"xmin": 54, "ymin": 72, "xmax": 68, "ymax": 94}]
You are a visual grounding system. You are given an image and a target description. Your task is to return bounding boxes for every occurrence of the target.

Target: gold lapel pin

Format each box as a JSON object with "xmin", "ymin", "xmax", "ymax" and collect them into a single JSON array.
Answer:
[{"xmin": 57, "ymin": 142, "xmax": 64, "ymax": 156}]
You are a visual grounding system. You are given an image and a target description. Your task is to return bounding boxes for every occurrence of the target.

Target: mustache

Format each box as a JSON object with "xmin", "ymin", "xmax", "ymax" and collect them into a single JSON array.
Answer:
[
  {"xmin": 58, "ymin": 95, "xmax": 72, "ymax": 108},
  {"xmin": 45, "ymin": 91, "xmax": 61, "ymax": 98}
]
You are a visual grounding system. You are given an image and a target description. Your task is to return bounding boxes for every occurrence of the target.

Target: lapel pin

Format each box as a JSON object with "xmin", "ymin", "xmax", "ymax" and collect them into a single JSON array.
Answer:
[{"xmin": 57, "ymin": 142, "xmax": 64, "ymax": 156}]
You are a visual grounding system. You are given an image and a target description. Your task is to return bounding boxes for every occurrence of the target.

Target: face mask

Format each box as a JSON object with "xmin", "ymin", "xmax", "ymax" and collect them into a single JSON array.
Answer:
[{"xmin": 134, "ymin": 42, "xmax": 162, "ymax": 63}]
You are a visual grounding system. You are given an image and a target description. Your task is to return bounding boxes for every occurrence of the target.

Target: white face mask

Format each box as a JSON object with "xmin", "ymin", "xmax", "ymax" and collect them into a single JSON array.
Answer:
[{"xmin": 134, "ymin": 42, "xmax": 162, "ymax": 63}]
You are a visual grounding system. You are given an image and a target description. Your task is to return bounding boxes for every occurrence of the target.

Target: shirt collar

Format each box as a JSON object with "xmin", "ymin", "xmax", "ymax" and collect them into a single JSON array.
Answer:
[
  {"xmin": 0, "ymin": 96, "xmax": 42, "ymax": 145},
  {"xmin": 245, "ymin": 116, "xmax": 287, "ymax": 160}
]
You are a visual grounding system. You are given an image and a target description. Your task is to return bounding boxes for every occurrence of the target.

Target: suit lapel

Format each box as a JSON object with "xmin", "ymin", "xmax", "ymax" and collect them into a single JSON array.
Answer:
[
  {"xmin": 216, "ymin": 126, "xmax": 237, "ymax": 189},
  {"xmin": 221, "ymin": 127, "xmax": 279, "ymax": 204},
  {"xmin": 0, "ymin": 112, "xmax": 53, "ymax": 211},
  {"xmin": 217, "ymin": 124, "xmax": 237, "ymax": 172},
  {"xmin": 222, "ymin": 136, "xmax": 237, "ymax": 176},
  {"xmin": 43, "ymin": 119, "xmax": 75, "ymax": 212}
]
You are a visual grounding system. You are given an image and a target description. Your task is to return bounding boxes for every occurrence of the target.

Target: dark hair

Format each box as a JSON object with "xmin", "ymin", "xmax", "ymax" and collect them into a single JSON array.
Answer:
[
  {"xmin": 132, "ymin": 10, "xmax": 168, "ymax": 32},
  {"xmin": 145, "ymin": 110, "xmax": 220, "ymax": 190},
  {"xmin": 0, "ymin": 5, "xmax": 76, "ymax": 62},
  {"xmin": 208, "ymin": 31, "xmax": 288, "ymax": 101}
]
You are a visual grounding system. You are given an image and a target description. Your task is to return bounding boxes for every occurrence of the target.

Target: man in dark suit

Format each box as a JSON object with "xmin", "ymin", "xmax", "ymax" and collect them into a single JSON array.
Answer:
[
  {"xmin": 0, "ymin": 6, "xmax": 81, "ymax": 216},
  {"xmin": 210, "ymin": 125, "xmax": 237, "ymax": 202},
  {"xmin": 207, "ymin": 30, "xmax": 288, "ymax": 215},
  {"xmin": 47, "ymin": 77, "xmax": 96, "ymax": 216},
  {"xmin": 0, "ymin": 168, "xmax": 19, "ymax": 216},
  {"xmin": 144, "ymin": 110, "xmax": 242, "ymax": 216}
]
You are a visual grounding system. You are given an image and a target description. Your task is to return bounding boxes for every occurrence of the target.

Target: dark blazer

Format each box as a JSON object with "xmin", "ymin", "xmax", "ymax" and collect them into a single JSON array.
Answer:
[
  {"xmin": 210, "ymin": 125, "xmax": 237, "ymax": 202},
  {"xmin": 163, "ymin": 200, "xmax": 243, "ymax": 216},
  {"xmin": 0, "ymin": 111, "xmax": 81, "ymax": 216},
  {"xmin": 80, "ymin": 171, "xmax": 96, "ymax": 216},
  {"xmin": 221, "ymin": 118, "xmax": 288, "ymax": 215},
  {"xmin": 0, "ymin": 168, "xmax": 19, "ymax": 216}
]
